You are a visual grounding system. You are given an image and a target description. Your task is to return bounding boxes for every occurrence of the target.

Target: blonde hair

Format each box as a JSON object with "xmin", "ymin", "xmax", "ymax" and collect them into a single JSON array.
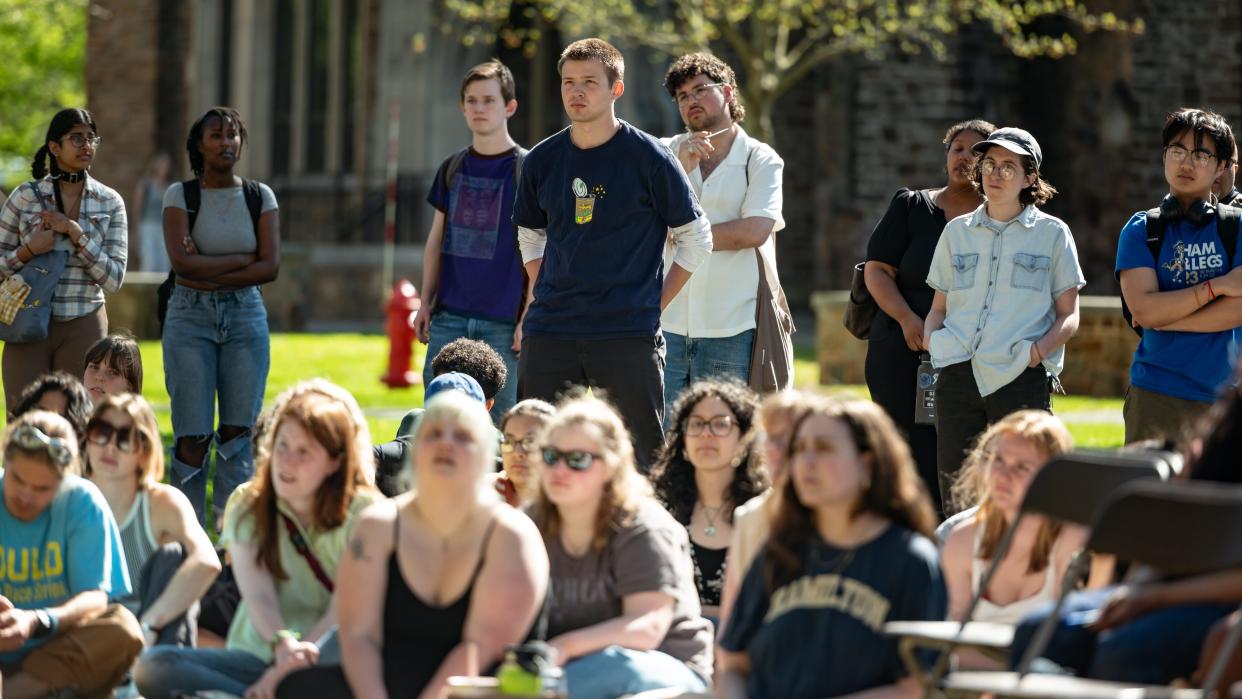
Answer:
[
  {"xmin": 413, "ymin": 390, "xmax": 500, "ymax": 481},
  {"xmin": 530, "ymin": 395, "xmax": 652, "ymax": 550},
  {"xmin": 955, "ymin": 410, "xmax": 1073, "ymax": 573},
  {"xmin": 83, "ymin": 394, "xmax": 164, "ymax": 489}
]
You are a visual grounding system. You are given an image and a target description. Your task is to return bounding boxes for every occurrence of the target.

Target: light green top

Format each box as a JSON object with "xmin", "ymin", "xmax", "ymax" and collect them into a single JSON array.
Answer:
[{"xmin": 219, "ymin": 481, "xmax": 380, "ymax": 662}]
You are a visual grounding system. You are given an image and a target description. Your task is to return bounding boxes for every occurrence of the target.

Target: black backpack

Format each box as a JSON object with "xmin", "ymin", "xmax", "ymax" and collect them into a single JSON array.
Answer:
[
  {"xmin": 440, "ymin": 146, "xmax": 527, "ymax": 194},
  {"xmin": 156, "ymin": 179, "xmax": 264, "ymax": 331},
  {"xmin": 1120, "ymin": 201, "xmax": 1241, "ymax": 337}
]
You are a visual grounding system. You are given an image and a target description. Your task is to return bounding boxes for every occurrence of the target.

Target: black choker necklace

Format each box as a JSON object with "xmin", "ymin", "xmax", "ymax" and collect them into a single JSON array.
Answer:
[{"xmin": 55, "ymin": 170, "xmax": 85, "ymax": 184}]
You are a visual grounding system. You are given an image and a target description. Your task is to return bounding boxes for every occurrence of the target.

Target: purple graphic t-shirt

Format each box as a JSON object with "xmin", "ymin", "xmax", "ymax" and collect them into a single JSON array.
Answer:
[{"xmin": 427, "ymin": 147, "xmax": 524, "ymax": 321}]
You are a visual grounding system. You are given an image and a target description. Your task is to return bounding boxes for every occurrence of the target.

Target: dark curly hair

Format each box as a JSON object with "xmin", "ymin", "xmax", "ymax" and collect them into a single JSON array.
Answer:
[
  {"xmin": 12, "ymin": 371, "xmax": 93, "ymax": 448},
  {"xmin": 651, "ymin": 379, "xmax": 769, "ymax": 525},
  {"xmin": 943, "ymin": 119, "xmax": 996, "ymax": 151},
  {"xmin": 186, "ymin": 107, "xmax": 248, "ymax": 179},
  {"xmin": 663, "ymin": 53, "xmax": 746, "ymax": 123},
  {"xmin": 429, "ymin": 338, "xmax": 507, "ymax": 400}
]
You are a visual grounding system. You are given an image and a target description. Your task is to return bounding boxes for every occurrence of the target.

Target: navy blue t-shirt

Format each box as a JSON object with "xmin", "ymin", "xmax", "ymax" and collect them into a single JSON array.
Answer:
[
  {"xmin": 720, "ymin": 525, "xmax": 946, "ymax": 699},
  {"xmin": 512, "ymin": 121, "xmax": 702, "ymax": 339},
  {"xmin": 1115, "ymin": 210, "xmax": 1242, "ymax": 403},
  {"xmin": 427, "ymin": 148, "xmax": 525, "ymax": 321}
]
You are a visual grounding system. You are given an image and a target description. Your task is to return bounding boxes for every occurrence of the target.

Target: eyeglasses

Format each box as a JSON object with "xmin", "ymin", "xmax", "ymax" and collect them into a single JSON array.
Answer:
[
  {"xmin": 63, "ymin": 133, "xmax": 102, "ymax": 149},
  {"xmin": 541, "ymin": 447, "xmax": 599, "ymax": 471},
  {"xmin": 685, "ymin": 415, "xmax": 736, "ymax": 437},
  {"xmin": 501, "ymin": 435, "xmax": 539, "ymax": 454},
  {"xmin": 86, "ymin": 419, "xmax": 142, "ymax": 454},
  {"xmin": 9, "ymin": 424, "xmax": 73, "ymax": 466},
  {"xmin": 1164, "ymin": 144, "xmax": 1219, "ymax": 169},
  {"xmin": 674, "ymin": 83, "xmax": 726, "ymax": 106},
  {"xmin": 980, "ymin": 159, "xmax": 1024, "ymax": 181}
]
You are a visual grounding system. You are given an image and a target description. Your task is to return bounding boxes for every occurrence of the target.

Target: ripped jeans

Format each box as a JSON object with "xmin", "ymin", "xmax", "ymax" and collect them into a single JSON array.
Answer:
[{"xmin": 163, "ymin": 284, "xmax": 270, "ymax": 526}]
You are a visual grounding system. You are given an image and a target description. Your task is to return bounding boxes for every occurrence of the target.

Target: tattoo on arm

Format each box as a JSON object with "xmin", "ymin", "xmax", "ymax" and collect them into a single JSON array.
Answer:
[{"xmin": 349, "ymin": 536, "xmax": 369, "ymax": 561}]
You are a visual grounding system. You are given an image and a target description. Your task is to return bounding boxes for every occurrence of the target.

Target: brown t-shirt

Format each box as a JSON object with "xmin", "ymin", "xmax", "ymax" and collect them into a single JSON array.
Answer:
[{"xmin": 546, "ymin": 498, "xmax": 714, "ymax": 680}]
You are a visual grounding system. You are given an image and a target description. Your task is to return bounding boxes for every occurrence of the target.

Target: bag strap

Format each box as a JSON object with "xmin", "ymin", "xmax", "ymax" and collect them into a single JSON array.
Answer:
[
  {"xmin": 1216, "ymin": 203, "xmax": 1240, "ymax": 264},
  {"xmin": 279, "ymin": 512, "xmax": 335, "ymax": 593},
  {"xmin": 183, "ymin": 179, "xmax": 201, "ymax": 232},
  {"xmin": 1143, "ymin": 207, "xmax": 1165, "ymax": 263}
]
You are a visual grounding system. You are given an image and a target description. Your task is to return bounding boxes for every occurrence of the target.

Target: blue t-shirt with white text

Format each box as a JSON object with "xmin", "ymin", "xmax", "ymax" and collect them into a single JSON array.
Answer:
[
  {"xmin": 1116, "ymin": 210, "xmax": 1242, "ymax": 403},
  {"xmin": 512, "ymin": 121, "xmax": 702, "ymax": 338},
  {"xmin": 0, "ymin": 472, "xmax": 130, "ymax": 662},
  {"xmin": 427, "ymin": 147, "xmax": 525, "ymax": 321}
]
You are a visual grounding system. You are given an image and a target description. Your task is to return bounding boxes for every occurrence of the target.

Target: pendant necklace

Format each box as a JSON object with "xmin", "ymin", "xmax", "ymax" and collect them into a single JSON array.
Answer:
[{"xmin": 701, "ymin": 502, "xmax": 723, "ymax": 537}]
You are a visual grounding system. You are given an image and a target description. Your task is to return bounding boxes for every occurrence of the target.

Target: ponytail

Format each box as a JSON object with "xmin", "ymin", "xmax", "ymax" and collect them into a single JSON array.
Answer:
[{"xmin": 31, "ymin": 145, "xmax": 50, "ymax": 180}]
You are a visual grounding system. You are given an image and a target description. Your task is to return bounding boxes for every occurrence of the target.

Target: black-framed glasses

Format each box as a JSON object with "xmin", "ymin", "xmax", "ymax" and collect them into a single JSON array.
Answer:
[
  {"xmin": 980, "ymin": 158, "xmax": 1023, "ymax": 181},
  {"xmin": 63, "ymin": 133, "xmax": 102, "ymax": 149},
  {"xmin": 85, "ymin": 419, "xmax": 142, "ymax": 454},
  {"xmin": 685, "ymin": 415, "xmax": 737, "ymax": 437},
  {"xmin": 501, "ymin": 435, "xmax": 538, "ymax": 454},
  {"xmin": 1164, "ymin": 144, "xmax": 1218, "ymax": 169},
  {"xmin": 674, "ymin": 83, "xmax": 726, "ymax": 106},
  {"xmin": 542, "ymin": 447, "xmax": 599, "ymax": 471},
  {"xmin": 10, "ymin": 424, "xmax": 73, "ymax": 466}
]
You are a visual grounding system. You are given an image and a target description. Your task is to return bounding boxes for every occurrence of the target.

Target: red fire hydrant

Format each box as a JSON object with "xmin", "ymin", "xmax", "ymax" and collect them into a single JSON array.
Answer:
[{"xmin": 381, "ymin": 279, "xmax": 422, "ymax": 388}]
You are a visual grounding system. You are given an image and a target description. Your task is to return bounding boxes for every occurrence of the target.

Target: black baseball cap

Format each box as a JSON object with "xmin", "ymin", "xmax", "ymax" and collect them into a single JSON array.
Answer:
[{"xmin": 972, "ymin": 127, "xmax": 1042, "ymax": 170}]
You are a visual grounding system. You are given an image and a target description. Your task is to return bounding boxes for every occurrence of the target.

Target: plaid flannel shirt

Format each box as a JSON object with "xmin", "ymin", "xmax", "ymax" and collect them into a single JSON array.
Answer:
[{"xmin": 0, "ymin": 176, "xmax": 128, "ymax": 320}]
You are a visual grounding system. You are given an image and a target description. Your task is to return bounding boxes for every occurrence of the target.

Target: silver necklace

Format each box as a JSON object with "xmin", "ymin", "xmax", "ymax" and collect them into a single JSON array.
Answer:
[{"xmin": 700, "ymin": 502, "xmax": 723, "ymax": 536}]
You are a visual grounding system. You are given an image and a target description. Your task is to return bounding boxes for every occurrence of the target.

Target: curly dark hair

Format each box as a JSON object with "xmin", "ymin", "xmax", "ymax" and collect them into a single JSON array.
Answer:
[
  {"xmin": 429, "ymin": 338, "xmax": 507, "ymax": 400},
  {"xmin": 186, "ymin": 107, "xmax": 248, "ymax": 179},
  {"xmin": 663, "ymin": 53, "xmax": 746, "ymax": 123},
  {"xmin": 12, "ymin": 371, "xmax": 93, "ymax": 447},
  {"xmin": 651, "ymin": 379, "xmax": 769, "ymax": 525},
  {"xmin": 943, "ymin": 119, "xmax": 996, "ymax": 151},
  {"xmin": 971, "ymin": 148, "xmax": 1058, "ymax": 207}
]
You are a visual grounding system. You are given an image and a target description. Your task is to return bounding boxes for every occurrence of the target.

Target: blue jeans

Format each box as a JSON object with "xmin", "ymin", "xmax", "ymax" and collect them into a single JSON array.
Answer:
[
  {"xmin": 563, "ymin": 646, "xmax": 708, "ymax": 699},
  {"xmin": 663, "ymin": 330, "xmax": 754, "ymax": 420},
  {"xmin": 163, "ymin": 285, "xmax": 271, "ymax": 525},
  {"xmin": 133, "ymin": 646, "xmax": 269, "ymax": 699},
  {"xmin": 423, "ymin": 309, "xmax": 519, "ymax": 424},
  {"xmin": 1009, "ymin": 587, "xmax": 1235, "ymax": 684}
]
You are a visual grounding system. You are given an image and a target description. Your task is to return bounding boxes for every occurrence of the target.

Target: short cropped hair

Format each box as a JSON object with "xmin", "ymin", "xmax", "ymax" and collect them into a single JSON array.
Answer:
[
  {"xmin": 1162, "ymin": 108, "xmax": 1236, "ymax": 165},
  {"xmin": 461, "ymin": 59, "xmax": 516, "ymax": 103},
  {"xmin": 558, "ymin": 38, "xmax": 625, "ymax": 85},
  {"xmin": 663, "ymin": 53, "xmax": 745, "ymax": 123}
]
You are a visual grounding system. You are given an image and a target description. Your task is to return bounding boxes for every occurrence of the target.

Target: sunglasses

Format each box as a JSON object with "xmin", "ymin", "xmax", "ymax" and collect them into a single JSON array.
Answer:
[
  {"xmin": 86, "ymin": 419, "xmax": 142, "ymax": 454},
  {"xmin": 541, "ymin": 447, "xmax": 599, "ymax": 471},
  {"xmin": 10, "ymin": 424, "xmax": 73, "ymax": 466}
]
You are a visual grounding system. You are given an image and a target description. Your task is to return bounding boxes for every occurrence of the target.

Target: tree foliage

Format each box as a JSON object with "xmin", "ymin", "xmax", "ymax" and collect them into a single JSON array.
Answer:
[
  {"xmin": 442, "ymin": 0, "xmax": 1143, "ymax": 141},
  {"xmin": 0, "ymin": 0, "xmax": 87, "ymax": 187}
]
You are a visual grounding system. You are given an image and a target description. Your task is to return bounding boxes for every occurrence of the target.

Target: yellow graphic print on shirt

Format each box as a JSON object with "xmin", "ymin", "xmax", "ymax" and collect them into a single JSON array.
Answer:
[
  {"xmin": 572, "ymin": 178, "xmax": 607, "ymax": 225},
  {"xmin": 0, "ymin": 542, "xmax": 68, "ymax": 604}
]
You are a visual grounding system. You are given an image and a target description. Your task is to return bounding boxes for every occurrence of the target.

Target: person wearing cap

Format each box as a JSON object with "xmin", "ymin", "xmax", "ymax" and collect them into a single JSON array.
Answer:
[
  {"xmin": 923, "ymin": 126, "xmax": 1085, "ymax": 506},
  {"xmin": 1118, "ymin": 109, "xmax": 1242, "ymax": 444}
]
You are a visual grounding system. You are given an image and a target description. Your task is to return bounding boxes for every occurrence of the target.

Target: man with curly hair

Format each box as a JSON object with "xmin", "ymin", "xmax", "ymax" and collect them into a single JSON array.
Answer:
[{"xmin": 660, "ymin": 53, "xmax": 784, "ymax": 415}]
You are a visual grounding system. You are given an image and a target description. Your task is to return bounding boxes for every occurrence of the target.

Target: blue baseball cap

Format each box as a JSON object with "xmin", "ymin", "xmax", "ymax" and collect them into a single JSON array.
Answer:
[
  {"xmin": 972, "ymin": 127, "xmax": 1043, "ymax": 170},
  {"xmin": 424, "ymin": 372, "xmax": 486, "ymax": 404}
]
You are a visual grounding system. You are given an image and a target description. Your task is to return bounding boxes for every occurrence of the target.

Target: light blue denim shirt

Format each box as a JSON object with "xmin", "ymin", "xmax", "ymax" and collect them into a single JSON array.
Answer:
[{"xmin": 926, "ymin": 204, "xmax": 1086, "ymax": 396}]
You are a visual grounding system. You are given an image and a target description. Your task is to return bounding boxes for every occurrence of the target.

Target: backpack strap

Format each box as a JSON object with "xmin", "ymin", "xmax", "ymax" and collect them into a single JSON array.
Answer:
[
  {"xmin": 1216, "ymin": 203, "xmax": 1240, "ymax": 264},
  {"xmin": 183, "ymin": 179, "xmax": 201, "ymax": 233},
  {"xmin": 441, "ymin": 148, "xmax": 471, "ymax": 193},
  {"xmin": 1143, "ymin": 207, "xmax": 1165, "ymax": 262},
  {"xmin": 241, "ymin": 179, "xmax": 264, "ymax": 237}
]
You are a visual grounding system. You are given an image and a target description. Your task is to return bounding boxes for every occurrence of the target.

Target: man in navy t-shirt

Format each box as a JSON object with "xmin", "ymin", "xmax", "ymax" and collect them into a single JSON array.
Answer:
[
  {"xmin": 1118, "ymin": 108, "xmax": 1242, "ymax": 443},
  {"xmin": 413, "ymin": 59, "xmax": 527, "ymax": 422},
  {"xmin": 513, "ymin": 38, "xmax": 713, "ymax": 469}
]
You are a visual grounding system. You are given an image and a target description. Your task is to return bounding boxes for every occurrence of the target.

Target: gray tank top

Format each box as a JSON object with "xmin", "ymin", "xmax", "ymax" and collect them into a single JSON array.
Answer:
[{"xmin": 118, "ymin": 491, "xmax": 158, "ymax": 613}]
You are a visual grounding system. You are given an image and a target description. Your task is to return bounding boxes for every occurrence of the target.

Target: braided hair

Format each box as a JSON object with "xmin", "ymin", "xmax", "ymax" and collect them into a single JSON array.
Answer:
[
  {"xmin": 32, "ymin": 108, "xmax": 97, "ymax": 180},
  {"xmin": 186, "ymin": 107, "xmax": 248, "ymax": 179}
]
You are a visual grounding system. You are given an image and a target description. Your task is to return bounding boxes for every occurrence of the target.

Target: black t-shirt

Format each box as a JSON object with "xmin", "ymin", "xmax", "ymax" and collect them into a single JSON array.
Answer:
[
  {"xmin": 512, "ymin": 122, "xmax": 702, "ymax": 339},
  {"xmin": 864, "ymin": 188, "xmax": 948, "ymax": 342},
  {"xmin": 720, "ymin": 525, "xmax": 946, "ymax": 699}
]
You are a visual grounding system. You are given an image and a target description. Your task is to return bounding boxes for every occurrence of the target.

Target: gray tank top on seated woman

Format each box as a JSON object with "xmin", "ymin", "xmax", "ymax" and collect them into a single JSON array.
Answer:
[{"xmin": 162, "ymin": 181, "xmax": 278, "ymax": 256}]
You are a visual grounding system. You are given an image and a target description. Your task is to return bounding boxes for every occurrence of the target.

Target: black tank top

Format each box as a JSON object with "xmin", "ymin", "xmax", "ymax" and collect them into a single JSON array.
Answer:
[{"xmin": 381, "ymin": 511, "xmax": 496, "ymax": 697}]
